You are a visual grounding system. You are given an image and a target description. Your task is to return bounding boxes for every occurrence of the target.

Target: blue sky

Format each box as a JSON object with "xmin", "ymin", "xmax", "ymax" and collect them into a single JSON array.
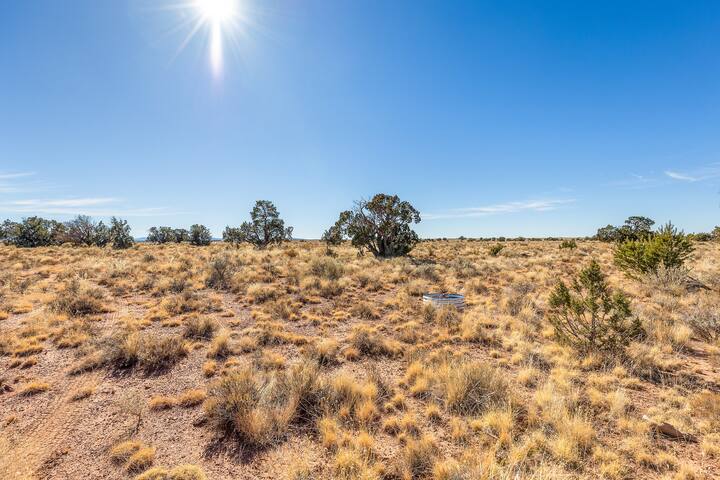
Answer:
[{"xmin": 1, "ymin": 0, "xmax": 719, "ymax": 238}]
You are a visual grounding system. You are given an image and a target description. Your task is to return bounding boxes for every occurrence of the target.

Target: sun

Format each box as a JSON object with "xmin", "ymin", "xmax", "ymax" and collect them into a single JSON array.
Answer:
[
  {"xmin": 195, "ymin": 0, "xmax": 237, "ymax": 24},
  {"xmin": 158, "ymin": 0, "xmax": 249, "ymax": 78}
]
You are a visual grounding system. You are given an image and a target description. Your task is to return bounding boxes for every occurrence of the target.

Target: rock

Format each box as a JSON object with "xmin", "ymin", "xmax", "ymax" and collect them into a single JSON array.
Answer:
[{"xmin": 642, "ymin": 415, "xmax": 697, "ymax": 442}]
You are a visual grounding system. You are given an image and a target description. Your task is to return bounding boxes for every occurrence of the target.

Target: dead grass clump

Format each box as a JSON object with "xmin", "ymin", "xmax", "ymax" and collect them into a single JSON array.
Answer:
[
  {"xmin": 309, "ymin": 257, "xmax": 344, "ymax": 280},
  {"xmin": 178, "ymin": 389, "xmax": 207, "ymax": 407},
  {"xmin": 182, "ymin": 314, "xmax": 217, "ymax": 340},
  {"xmin": 350, "ymin": 302, "xmax": 379, "ymax": 320},
  {"xmin": 69, "ymin": 384, "xmax": 96, "ymax": 401},
  {"xmin": 348, "ymin": 325, "xmax": 401, "ymax": 358},
  {"xmin": 441, "ymin": 361, "xmax": 509, "ymax": 416},
  {"xmin": 392, "ymin": 435, "xmax": 437, "ymax": 479},
  {"xmin": 247, "ymin": 283, "xmax": 278, "ymax": 303},
  {"xmin": 162, "ymin": 291, "xmax": 221, "ymax": 316},
  {"xmin": 207, "ymin": 329, "xmax": 233, "ymax": 359},
  {"xmin": 111, "ymin": 440, "xmax": 155, "ymax": 473},
  {"xmin": 685, "ymin": 303, "xmax": 720, "ymax": 343},
  {"xmin": 19, "ymin": 380, "xmax": 50, "ymax": 396},
  {"xmin": 138, "ymin": 335, "xmax": 188, "ymax": 373},
  {"xmin": 50, "ymin": 278, "xmax": 108, "ymax": 316},
  {"xmin": 135, "ymin": 464, "xmax": 207, "ymax": 480},
  {"xmin": 690, "ymin": 391, "xmax": 720, "ymax": 430},
  {"xmin": 205, "ymin": 254, "xmax": 235, "ymax": 290},
  {"xmin": 204, "ymin": 361, "xmax": 325, "ymax": 448},
  {"xmin": 149, "ymin": 395, "xmax": 176, "ymax": 410},
  {"xmin": 101, "ymin": 330, "xmax": 187, "ymax": 373},
  {"xmin": 307, "ymin": 338, "xmax": 339, "ymax": 366}
]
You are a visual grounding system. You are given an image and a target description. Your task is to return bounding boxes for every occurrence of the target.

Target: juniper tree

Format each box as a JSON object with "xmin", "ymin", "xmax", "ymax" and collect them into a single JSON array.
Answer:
[
  {"xmin": 325, "ymin": 194, "xmax": 421, "ymax": 258},
  {"xmin": 227, "ymin": 200, "xmax": 293, "ymax": 248},
  {"xmin": 190, "ymin": 224, "xmax": 212, "ymax": 246},
  {"xmin": 109, "ymin": 217, "xmax": 134, "ymax": 249}
]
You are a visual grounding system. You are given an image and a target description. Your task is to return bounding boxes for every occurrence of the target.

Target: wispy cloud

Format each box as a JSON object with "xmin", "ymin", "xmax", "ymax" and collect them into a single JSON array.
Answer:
[
  {"xmin": 0, "ymin": 172, "xmax": 185, "ymax": 218},
  {"xmin": 423, "ymin": 199, "xmax": 575, "ymax": 220},
  {"xmin": 0, "ymin": 172, "xmax": 36, "ymax": 180},
  {"xmin": 0, "ymin": 198, "xmax": 179, "ymax": 217},
  {"xmin": 0, "ymin": 171, "xmax": 39, "ymax": 193},
  {"xmin": 606, "ymin": 173, "xmax": 666, "ymax": 189},
  {"xmin": 9, "ymin": 198, "xmax": 119, "ymax": 208},
  {"xmin": 664, "ymin": 164, "xmax": 720, "ymax": 182}
]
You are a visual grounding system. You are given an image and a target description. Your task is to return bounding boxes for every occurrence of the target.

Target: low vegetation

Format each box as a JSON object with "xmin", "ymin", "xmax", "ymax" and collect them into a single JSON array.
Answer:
[{"xmin": 1, "ymin": 232, "xmax": 718, "ymax": 479}]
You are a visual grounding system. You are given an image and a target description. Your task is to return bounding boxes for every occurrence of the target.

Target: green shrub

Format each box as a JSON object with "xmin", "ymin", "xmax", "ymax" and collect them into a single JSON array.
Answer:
[
  {"xmin": 189, "ymin": 224, "xmax": 212, "ymax": 246},
  {"xmin": 559, "ymin": 239, "xmax": 577, "ymax": 250},
  {"xmin": 109, "ymin": 217, "xmax": 134, "ymax": 249},
  {"xmin": 488, "ymin": 243, "xmax": 504, "ymax": 257},
  {"xmin": 548, "ymin": 260, "xmax": 644, "ymax": 354},
  {"xmin": 614, "ymin": 222, "xmax": 693, "ymax": 278}
]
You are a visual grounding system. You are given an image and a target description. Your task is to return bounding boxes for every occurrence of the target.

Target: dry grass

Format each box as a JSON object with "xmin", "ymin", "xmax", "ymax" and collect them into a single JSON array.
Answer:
[{"xmin": 1, "ymin": 240, "xmax": 719, "ymax": 479}]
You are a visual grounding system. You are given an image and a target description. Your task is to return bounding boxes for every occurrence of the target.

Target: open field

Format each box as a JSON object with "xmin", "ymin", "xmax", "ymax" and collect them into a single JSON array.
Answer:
[{"xmin": 1, "ymin": 240, "xmax": 719, "ymax": 479}]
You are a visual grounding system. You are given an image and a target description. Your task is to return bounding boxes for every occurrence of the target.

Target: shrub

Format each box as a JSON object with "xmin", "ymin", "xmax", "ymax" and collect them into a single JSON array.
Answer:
[
  {"xmin": 548, "ymin": 260, "xmax": 644, "ymax": 354},
  {"xmin": 205, "ymin": 254, "xmax": 234, "ymax": 289},
  {"xmin": 137, "ymin": 335, "xmax": 188, "ymax": 373},
  {"xmin": 101, "ymin": 330, "xmax": 187, "ymax": 372},
  {"xmin": 489, "ymin": 243, "xmax": 504, "ymax": 256},
  {"xmin": 64, "ymin": 215, "xmax": 106, "ymax": 246},
  {"xmin": 189, "ymin": 224, "xmax": 212, "ymax": 246},
  {"xmin": 50, "ymin": 279, "xmax": 107, "ymax": 316},
  {"xmin": 325, "ymin": 193, "xmax": 421, "ymax": 258},
  {"xmin": 614, "ymin": 222, "xmax": 694, "ymax": 277},
  {"xmin": 3, "ymin": 216, "xmax": 65, "ymax": 247},
  {"xmin": 559, "ymin": 239, "xmax": 577, "ymax": 250},
  {"xmin": 147, "ymin": 226, "xmax": 178, "ymax": 244},
  {"xmin": 225, "ymin": 200, "xmax": 293, "ymax": 248},
  {"xmin": 309, "ymin": 257, "xmax": 344, "ymax": 280},
  {"xmin": 109, "ymin": 217, "xmax": 134, "ymax": 249},
  {"xmin": 685, "ymin": 305, "xmax": 720, "ymax": 343},
  {"xmin": 182, "ymin": 315, "xmax": 217, "ymax": 340}
]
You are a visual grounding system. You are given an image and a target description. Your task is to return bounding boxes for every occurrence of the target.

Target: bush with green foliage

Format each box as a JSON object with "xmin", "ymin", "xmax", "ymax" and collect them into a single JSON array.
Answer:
[
  {"xmin": 222, "ymin": 227, "xmax": 243, "ymax": 247},
  {"xmin": 559, "ymin": 239, "xmax": 577, "ymax": 250},
  {"xmin": 147, "ymin": 226, "xmax": 180, "ymax": 244},
  {"xmin": 325, "ymin": 193, "xmax": 420, "ymax": 258},
  {"xmin": 225, "ymin": 200, "xmax": 293, "ymax": 248},
  {"xmin": 189, "ymin": 224, "xmax": 212, "ymax": 246},
  {"xmin": 614, "ymin": 222, "xmax": 694, "ymax": 278},
  {"xmin": 548, "ymin": 260, "xmax": 644, "ymax": 354},
  {"xmin": 712, "ymin": 226, "xmax": 720, "ymax": 241},
  {"xmin": 4, "ymin": 217, "xmax": 63, "ymax": 247},
  {"xmin": 109, "ymin": 217, "xmax": 134, "ymax": 249},
  {"xmin": 689, "ymin": 232, "xmax": 712, "ymax": 242},
  {"xmin": 488, "ymin": 243, "xmax": 504, "ymax": 256},
  {"xmin": 596, "ymin": 216, "xmax": 655, "ymax": 242},
  {"xmin": 174, "ymin": 228, "xmax": 190, "ymax": 243},
  {"xmin": 64, "ymin": 215, "xmax": 101, "ymax": 246}
]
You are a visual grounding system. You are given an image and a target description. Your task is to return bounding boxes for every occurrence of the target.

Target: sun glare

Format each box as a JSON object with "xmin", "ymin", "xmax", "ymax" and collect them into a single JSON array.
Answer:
[{"xmin": 195, "ymin": 0, "xmax": 237, "ymax": 24}]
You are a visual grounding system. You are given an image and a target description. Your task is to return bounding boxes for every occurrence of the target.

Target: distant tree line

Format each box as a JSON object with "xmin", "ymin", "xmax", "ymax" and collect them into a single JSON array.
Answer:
[
  {"xmin": 596, "ymin": 216, "xmax": 718, "ymax": 243},
  {"xmin": 4, "ymin": 204, "xmax": 716, "ymax": 259},
  {"xmin": 0, "ymin": 215, "xmax": 133, "ymax": 249},
  {"xmin": 146, "ymin": 224, "xmax": 212, "ymax": 246}
]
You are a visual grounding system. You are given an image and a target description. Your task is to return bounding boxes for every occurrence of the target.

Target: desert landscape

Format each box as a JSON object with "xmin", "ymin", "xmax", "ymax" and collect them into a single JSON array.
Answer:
[
  {"xmin": 1, "ymin": 231, "xmax": 719, "ymax": 479},
  {"xmin": 3, "ymin": 1, "xmax": 719, "ymax": 479}
]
